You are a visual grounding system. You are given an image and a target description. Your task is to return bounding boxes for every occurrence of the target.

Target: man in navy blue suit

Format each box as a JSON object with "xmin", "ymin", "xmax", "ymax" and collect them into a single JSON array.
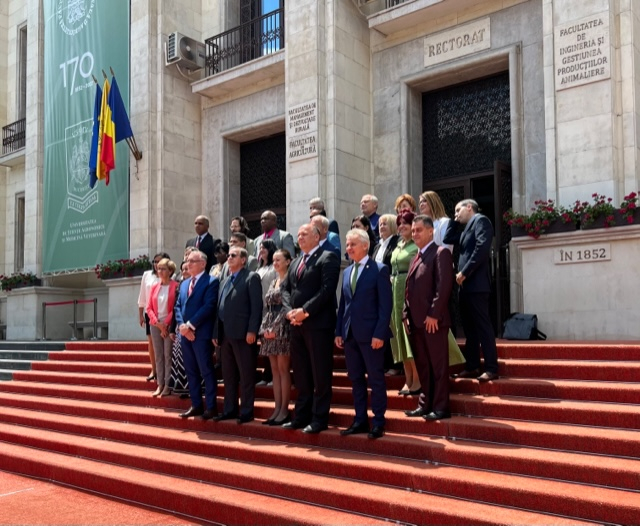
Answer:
[
  {"xmin": 174, "ymin": 250, "xmax": 220, "ymax": 419},
  {"xmin": 335, "ymin": 229, "xmax": 392, "ymax": 439},
  {"xmin": 443, "ymin": 199, "xmax": 499, "ymax": 382}
]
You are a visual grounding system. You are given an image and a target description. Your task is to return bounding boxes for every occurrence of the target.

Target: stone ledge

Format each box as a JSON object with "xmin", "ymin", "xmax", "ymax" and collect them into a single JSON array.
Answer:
[
  {"xmin": 192, "ymin": 50, "xmax": 285, "ymax": 105},
  {"xmin": 512, "ymin": 223, "xmax": 640, "ymax": 249}
]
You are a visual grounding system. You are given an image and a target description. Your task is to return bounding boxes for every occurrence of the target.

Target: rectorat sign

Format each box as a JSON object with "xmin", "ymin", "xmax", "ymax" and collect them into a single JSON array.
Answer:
[
  {"xmin": 424, "ymin": 18, "xmax": 491, "ymax": 68},
  {"xmin": 554, "ymin": 12, "xmax": 611, "ymax": 91}
]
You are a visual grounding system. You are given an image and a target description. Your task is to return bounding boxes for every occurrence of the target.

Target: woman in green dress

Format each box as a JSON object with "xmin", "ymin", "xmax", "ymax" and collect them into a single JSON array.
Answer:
[{"xmin": 390, "ymin": 209, "xmax": 421, "ymax": 395}]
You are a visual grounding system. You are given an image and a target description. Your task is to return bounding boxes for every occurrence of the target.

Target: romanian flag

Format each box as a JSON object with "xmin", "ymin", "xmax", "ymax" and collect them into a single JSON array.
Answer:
[
  {"xmin": 88, "ymin": 75, "xmax": 135, "ymax": 187},
  {"xmin": 98, "ymin": 78, "xmax": 114, "ymax": 185},
  {"xmin": 88, "ymin": 83, "xmax": 102, "ymax": 189}
]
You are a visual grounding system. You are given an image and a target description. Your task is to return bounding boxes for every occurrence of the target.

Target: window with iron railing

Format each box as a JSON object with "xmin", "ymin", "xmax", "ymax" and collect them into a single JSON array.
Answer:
[
  {"xmin": 2, "ymin": 118, "xmax": 26, "ymax": 156},
  {"xmin": 205, "ymin": 4, "xmax": 284, "ymax": 76}
]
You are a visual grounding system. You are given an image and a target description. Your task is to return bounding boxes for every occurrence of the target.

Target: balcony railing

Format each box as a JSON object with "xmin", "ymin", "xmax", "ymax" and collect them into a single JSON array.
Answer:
[
  {"xmin": 205, "ymin": 8, "xmax": 284, "ymax": 77},
  {"xmin": 2, "ymin": 118, "xmax": 26, "ymax": 156},
  {"xmin": 357, "ymin": 0, "xmax": 411, "ymax": 16}
]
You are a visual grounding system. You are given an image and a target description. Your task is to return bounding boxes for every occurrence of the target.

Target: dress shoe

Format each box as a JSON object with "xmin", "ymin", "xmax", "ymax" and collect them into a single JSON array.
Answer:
[
  {"xmin": 340, "ymin": 421, "xmax": 370, "ymax": 436},
  {"xmin": 368, "ymin": 426, "xmax": 385, "ymax": 439},
  {"xmin": 213, "ymin": 413, "xmax": 237, "ymax": 422},
  {"xmin": 302, "ymin": 422, "xmax": 328, "ymax": 434},
  {"xmin": 404, "ymin": 407, "xmax": 427, "ymax": 417},
  {"xmin": 409, "ymin": 388, "xmax": 422, "ymax": 395},
  {"xmin": 237, "ymin": 414, "xmax": 254, "ymax": 424},
  {"xmin": 256, "ymin": 380, "xmax": 268, "ymax": 386},
  {"xmin": 451, "ymin": 368, "xmax": 480, "ymax": 379},
  {"xmin": 272, "ymin": 413, "xmax": 291, "ymax": 426},
  {"xmin": 201, "ymin": 409, "xmax": 218, "ymax": 420},
  {"xmin": 398, "ymin": 389, "xmax": 410, "ymax": 396},
  {"xmin": 423, "ymin": 411, "xmax": 451, "ymax": 421},
  {"xmin": 262, "ymin": 418, "xmax": 276, "ymax": 426},
  {"xmin": 146, "ymin": 372, "xmax": 156, "ymax": 382},
  {"xmin": 282, "ymin": 420, "xmax": 308, "ymax": 430},
  {"xmin": 477, "ymin": 371, "xmax": 499, "ymax": 382},
  {"xmin": 385, "ymin": 368, "xmax": 401, "ymax": 376},
  {"xmin": 179, "ymin": 406, "xmax": 204, "ymax": 418}
]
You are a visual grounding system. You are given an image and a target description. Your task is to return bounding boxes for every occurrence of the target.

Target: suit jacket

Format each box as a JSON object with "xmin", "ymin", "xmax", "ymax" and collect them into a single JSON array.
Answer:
[
  {"xmin": 186, "ymin": 232, "xmax": 221, "ymax": 274},
  {"xmin": 336, "ymin": 260, "xmax": 392, "ymax": 343},
  {"xmin": 282, "ymin": 245, "xmax": 340, "ymax": 330},
  {"xmin": 320, "ymin": 238, "xmax": 341, "ymax": 258},
  {"xmin": 254, "ymin": 229, "xmax": 296, "ymax": 258},
  {"xmin": 213, "ymin": 267, "xmax": 263, "ymax": 340},
  {"xmin": 403, "ymin": 243, "xmax": 453, "ymax": 328},
  {"xmin": 371, "ymin": 234, "xmax": 399, "ymax": 272},
  {"xmin": 174, "ymin": 273, "xmax": 219, "ymax": 340},
  {"xmin": 146, "ymin": 280, "xmax": 179, "ymax": 326},
  {"xmin": 443, "ymin": 213, "xmax": 493, "ymax": 293}
]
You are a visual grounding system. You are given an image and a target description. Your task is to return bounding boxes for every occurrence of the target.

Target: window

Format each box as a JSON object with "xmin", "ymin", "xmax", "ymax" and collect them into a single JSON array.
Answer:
[
  {"xmin": 15, "ymin": 193, "xmax": 25, "ymax": 271},
  {"xmin": 17, "ymin": 25, "xmax": 27, "ymax": 120}
]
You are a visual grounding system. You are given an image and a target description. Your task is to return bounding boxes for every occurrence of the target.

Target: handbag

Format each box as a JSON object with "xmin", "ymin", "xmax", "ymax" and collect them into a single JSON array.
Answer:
[{"xmin": 502, "ymin": 313, "xmax": 547, "ymax": 340}]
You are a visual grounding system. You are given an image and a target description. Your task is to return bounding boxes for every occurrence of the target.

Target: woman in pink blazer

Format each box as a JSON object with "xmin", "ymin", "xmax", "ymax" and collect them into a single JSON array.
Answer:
[{"xmin": 146, "ymin": 258, "xmax": 179, "ymax": 397}]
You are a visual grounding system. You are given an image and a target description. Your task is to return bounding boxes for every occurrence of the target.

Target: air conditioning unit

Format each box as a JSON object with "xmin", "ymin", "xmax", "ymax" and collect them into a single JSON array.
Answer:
[{"xmin": 166, "ymin": 32, "xmax": 205, "ymax": 71}]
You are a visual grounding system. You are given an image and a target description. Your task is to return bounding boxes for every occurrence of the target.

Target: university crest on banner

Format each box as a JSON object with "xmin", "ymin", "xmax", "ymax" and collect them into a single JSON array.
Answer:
[{"xmin": 65, "ymin": 119, "xmax": 98, "ymax": 213}]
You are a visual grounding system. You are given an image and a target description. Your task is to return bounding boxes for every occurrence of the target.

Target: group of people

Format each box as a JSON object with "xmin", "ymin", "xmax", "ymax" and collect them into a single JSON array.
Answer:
[{"xmin": 136, "ymin": 191, "xmax": 499, "ymax": 440}]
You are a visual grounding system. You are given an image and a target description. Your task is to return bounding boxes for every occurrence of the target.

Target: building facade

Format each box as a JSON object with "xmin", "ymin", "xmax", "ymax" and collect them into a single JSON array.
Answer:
[{"xmin": 1, "ymin": 0, "xmax": 639, "ymax": 340}]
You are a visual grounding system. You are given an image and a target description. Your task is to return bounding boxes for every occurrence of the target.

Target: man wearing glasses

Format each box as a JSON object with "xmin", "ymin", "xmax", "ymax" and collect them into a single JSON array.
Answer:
[{"xmin": 174, "ymin": 251, "xmax": 220, "ymax": 419}]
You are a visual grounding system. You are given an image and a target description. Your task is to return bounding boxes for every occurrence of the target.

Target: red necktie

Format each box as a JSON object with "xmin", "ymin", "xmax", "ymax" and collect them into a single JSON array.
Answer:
[
  {"xmin": 297, "ymin": 254, "xmax": 308, "ymax": 279},
  {"xmin": 195, "ymin": 236, "xmax": 201, "ymax": 248},
  {"xmin": 188, "ymin": 277, "xmax": 196, "ymax": 296}
]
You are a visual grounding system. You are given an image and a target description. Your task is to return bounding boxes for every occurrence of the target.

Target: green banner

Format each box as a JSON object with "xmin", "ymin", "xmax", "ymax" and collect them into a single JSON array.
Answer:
[{"xmin": 43, "ymin": 0, "xmax": 130, "ymax": 273}]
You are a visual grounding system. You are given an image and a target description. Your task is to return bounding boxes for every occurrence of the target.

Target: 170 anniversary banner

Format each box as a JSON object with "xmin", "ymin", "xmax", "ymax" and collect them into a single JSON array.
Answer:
[{"xmin": 43, "ymin": 0, "xmax": 130, "ymax": 272}]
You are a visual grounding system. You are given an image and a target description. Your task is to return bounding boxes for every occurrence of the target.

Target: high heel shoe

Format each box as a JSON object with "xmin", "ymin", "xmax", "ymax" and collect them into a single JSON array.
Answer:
[
  {"xmin": 262, "ymin": 418, "xmax": 276, "ymax": 426},
  {"xmin": 160, "ymin": 386, "xmax": 171, "ymax": 397},
  {"xmin": 272, "ymin": 413, "xmax": 291, "ymax": 426},
  {"xmin": 151, "ymin": 386, "xmax": 163, "ymax": 397},
  {"xmin": 146, "ymin": 372, "xmax": 156, "ymax": 382}
]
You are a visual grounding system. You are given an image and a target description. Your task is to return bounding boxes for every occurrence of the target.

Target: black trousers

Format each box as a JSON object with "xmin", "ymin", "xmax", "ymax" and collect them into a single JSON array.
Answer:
[{"xmin": 459, "ymin": 291, "xmax": 498, "ymax": 373}]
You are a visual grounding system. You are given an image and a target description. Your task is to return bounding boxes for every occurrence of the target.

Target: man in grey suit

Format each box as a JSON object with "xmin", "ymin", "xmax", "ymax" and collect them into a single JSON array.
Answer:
[
  {"xmin": 212, "ymin": 246, "xmax": 263, "ymax": 424},
  {"xmin": 253, "ymin": 210, "xmax": 296, "ymax": 258}
]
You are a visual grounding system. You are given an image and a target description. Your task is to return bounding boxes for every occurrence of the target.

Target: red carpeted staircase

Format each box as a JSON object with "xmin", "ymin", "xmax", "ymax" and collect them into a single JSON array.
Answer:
[{"xmin": 0, "ymin": 340, "xmax": 639, "ymax": 524}]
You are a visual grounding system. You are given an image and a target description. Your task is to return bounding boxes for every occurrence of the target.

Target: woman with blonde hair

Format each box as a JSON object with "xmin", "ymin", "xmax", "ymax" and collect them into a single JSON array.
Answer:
[
  {"xmin": 146, "ymin": 258, "xmax": 179, "ymax": 397},
  {"xmin": 394, "ymin": 193, "xmax": 417, "ymax": 214}
]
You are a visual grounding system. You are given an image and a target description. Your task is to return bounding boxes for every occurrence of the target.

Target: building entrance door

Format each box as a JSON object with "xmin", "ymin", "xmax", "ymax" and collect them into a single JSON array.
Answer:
[
  {"xmin": 240, "ymin": 133, "xmax": 287, "ymax": 239},
  {"xmin": 422, "ymin": 72, "xmax": 513, "ymax": 335}
]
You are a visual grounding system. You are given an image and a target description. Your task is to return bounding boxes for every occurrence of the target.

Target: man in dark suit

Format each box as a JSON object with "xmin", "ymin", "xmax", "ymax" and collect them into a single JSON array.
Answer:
[
  {"xmin": 212, "ymin": 247, "xmax": 263, "ymax": 424},
  {"xmin": 310, "ymin": 214, "xmax": 341, "ymax": 256},
  {"xmin": 174, "ymin": 250, "xmax": 219, "ymax": 419},
  {"xmin": 309, "ymin": 197, "xmax": 339, "ymax": 235},
  {"xmin": 335, "ymin": 229, "xmax": 392, "ymax": 439},
  {"xmin": 443, "ymin": 199, "xmax": 499, "ymax": 382},
  {"xmin": 185, "ymin": 215, "xmax": 221, "ymax": 274},
  {"xmin": 282, "ymin": 224, "xmax": 340, "ymax": 434},
  {"xmin": 253, "ymin": 210, "xmax": 296, "ymax": 258},
  {"xmin": 403, "ymin": 215, "xmax": 454, "ymax": 420}
]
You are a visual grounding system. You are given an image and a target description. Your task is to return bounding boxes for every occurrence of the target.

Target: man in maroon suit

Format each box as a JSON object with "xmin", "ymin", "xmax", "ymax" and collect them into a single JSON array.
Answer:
[{"xmin": 403, "ymin": 215, "xmax": 454, "ymax": 421}]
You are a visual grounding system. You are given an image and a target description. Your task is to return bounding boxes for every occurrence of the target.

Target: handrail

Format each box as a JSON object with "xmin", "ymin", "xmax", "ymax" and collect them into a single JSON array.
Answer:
[
  {"xmin": 204, "ymin": 7, "xmax": 284, "ymax": 76},
  {"xmin": 41, "ymin": 298, "xmax": 99, "ymax": 341}
]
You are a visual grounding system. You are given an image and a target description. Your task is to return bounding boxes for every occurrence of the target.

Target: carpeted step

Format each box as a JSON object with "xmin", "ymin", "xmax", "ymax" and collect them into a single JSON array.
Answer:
[
  {"xmin": 8, "ymin": 370, "xmax": 152, "ymax": 390},
  {"xmin": 494, "ymin": 341, "xmax": 640, "ymax": 361},
  {"xmin": 0, "ymin": 422, "xmax": 613, "ymax": 524},
  {"xmin": 2, "ymin": 388, "xmax": 640, "ymax": 461},
  {"xmin": 49, "ymin": 351, "xmax": 149, "ymax": 363},
  {"xmin": 453, "ymin": 376, "xmax": 640, "ymax": 404},
  {"xmin": 64, "ymin": 341, "xmax": 148, "ymax": 352},
  {"xmin": 1, "ymin": 404, "xmax": 639, "ymax": 494},
  {"xmin": 31, "ymin": 360, "xmax": 150, "ymax": 375},
  {"xmin": 497, "ymin": 358, "xmax": 640, "ymax": 381},
  {"xmin": 0, "ymin": 441, "xmax": 387, "ymax": 526}
]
